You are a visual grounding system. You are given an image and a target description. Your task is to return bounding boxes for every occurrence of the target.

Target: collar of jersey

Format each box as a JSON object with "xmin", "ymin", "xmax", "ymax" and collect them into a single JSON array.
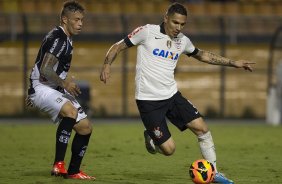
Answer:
[{"xmin": 58, "ymin": 26, "xmax": 72, "ymax": 44}]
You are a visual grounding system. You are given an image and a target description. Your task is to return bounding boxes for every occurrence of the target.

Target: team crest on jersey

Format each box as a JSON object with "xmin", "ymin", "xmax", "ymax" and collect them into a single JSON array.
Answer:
[
  {"xmin": 166, "ymin": 40, "xmax": 172, "ymax": 49},
  {"xmin": 174, "ymin": 38, "xmax": 182, "ymax": 50}
]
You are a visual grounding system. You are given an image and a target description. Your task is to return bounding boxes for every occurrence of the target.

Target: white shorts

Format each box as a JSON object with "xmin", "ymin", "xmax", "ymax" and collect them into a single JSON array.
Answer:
[{"xmin": 29, "ymin": 84, "xmax": 87, "ymax": 123}]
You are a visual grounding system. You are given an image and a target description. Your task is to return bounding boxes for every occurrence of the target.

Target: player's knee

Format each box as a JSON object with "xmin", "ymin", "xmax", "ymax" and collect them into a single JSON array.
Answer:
[
  {"xmin": 162, "ymin": 146, "xmax": 175, "ymax": 156},
  {"xmin": 188, "ymin": 117, "xmax": 209, "ymax": 136},
  {"xmin": 160, "ymin": 140, "xmax": 175, "ymax": 156},
  {"xmin": 64, "ymin": 109, "xmax": 78, "ymax": 119},
  {"xmin": 79, "ymin": 123, "xmax": 92, "ymax": 135},
  {"xmin": 74, "ymin": 119, "xmax": 92, "ymax": 135},
  {"xmin": 66, "ymin": 109, "xmax": 78, "ymax": 119},
  {"xmin": 85, "ymin": 123, "xmax": 93, "ymax": 134},
  {"xmin": 60, "ymin": 102, "xmax": 78, "ymax": 119},
  {"xmin": 200, "ymin": 126, "xmax": 209, "ymax": 134}
]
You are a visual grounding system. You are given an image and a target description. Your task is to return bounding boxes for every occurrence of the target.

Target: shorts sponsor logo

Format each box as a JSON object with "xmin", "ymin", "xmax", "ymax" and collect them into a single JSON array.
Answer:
[
  {"xmin": 56, "ymin": 98, "xmax": 63, "ymax": 103},
  {"xmin": 78, "ymin": 107, "xmax": 84, "ymax": 114},
  {"xmin": 153, "ymin": 127, "xmax": 163, "ymax": 139}
]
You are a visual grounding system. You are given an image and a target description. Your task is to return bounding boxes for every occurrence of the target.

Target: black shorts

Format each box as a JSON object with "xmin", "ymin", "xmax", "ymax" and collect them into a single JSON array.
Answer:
[{"xmin": 136, "ymin": 91, "xmax": 202, "ymax": 146}]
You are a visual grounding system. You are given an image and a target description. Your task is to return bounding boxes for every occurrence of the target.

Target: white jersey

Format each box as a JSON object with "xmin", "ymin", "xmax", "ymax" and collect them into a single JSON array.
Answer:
[{"xmin": 124, "ymin": 24, "xmax": 196, "ymax": 100}]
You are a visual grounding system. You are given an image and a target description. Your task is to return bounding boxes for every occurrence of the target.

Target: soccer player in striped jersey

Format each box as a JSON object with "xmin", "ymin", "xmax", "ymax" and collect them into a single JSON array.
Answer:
[
  {"xmin": 27, "ymin": 1, "xmax": 95, "ymax": 180},
  {"xmin": 100, "ymin": 2, "xmax": 255, "ymax": 184}
]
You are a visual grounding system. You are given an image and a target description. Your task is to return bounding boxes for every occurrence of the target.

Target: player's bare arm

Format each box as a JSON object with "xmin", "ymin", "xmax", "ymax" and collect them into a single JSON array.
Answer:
[
  {"xmin": 41, "ymin": 53, "xmax": 81, "ymax": 96},
  {"xmin": 100, "ymin": 40, "xmax": 129, "ymax": 83},
  {"xmin": 192, "ymin": 49, "xmax": 255, "ymax": 72}
]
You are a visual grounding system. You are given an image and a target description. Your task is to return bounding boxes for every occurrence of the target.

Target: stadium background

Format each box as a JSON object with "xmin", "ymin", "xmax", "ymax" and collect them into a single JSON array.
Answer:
[{"xmin": 0, "ymin": 0, "xmax": 281, "ymax": 119}]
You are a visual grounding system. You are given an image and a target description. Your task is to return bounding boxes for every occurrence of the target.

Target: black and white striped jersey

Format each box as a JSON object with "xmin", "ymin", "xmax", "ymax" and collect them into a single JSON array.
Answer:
[{"xmin": 29, "ymin": 26, "xmax": 73, "ymax": 90}]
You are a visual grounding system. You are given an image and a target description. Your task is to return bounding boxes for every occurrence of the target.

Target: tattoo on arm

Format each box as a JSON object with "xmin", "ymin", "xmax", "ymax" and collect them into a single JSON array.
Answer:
[
  {"xmin": 104, "ymin": 51, "xmax": 117, "ymax": 65},
  {"xmin": 195, "ymin": 50, "xmax": 235, "ymax": 67},
  {"xmin": 40, "ymin": 53, "xmax": 64, "ymax": 87},
  {"xmin": 104, "ymin": 41, "xmax": 128, "ymax": 65}
]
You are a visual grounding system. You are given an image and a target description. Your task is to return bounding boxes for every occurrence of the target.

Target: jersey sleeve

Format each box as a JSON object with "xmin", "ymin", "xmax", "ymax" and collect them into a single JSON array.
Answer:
[
  {"xmin": 183, "ymin": 36, "xmax": 198, "ymax": 57},
  {"xmin": 46, "ymin": 37, "xmax": 67, "ymax": 59},
  {"xmin": 124, "ymin": 25, "xmax": 149, "ymax": 47}
]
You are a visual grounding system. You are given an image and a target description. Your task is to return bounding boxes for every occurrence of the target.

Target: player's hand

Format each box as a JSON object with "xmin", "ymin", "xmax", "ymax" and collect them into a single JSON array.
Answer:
[
  {"xmin": 25, "ymin": 96, "xmax": 34, "ymax": 107},
  {"xmin": 100, "ymin": 64, "xmax": 111, "ymax": 84},
  {"xmin": 233, "ymin": 60, "xmax": 256, "ymax": 72},
  {"xmin": 63, "ymin": 76, "xmax": 81, "ymax": 96}
]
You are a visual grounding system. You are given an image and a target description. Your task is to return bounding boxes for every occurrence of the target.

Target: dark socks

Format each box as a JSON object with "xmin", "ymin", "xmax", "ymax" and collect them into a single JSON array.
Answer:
[
  {"xmin": 68, "ymin": 133, "xmax": 91, "ymax": 175},
  {"xmin": 54, "ymin": 117, "xmax": 76, "ymax": 163}
]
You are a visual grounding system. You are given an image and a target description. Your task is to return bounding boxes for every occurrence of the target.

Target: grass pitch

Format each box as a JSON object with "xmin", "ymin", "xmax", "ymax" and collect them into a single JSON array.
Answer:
[{"xmin": 0, "ymin": 119, "xmax": 281, "ymax": 184}]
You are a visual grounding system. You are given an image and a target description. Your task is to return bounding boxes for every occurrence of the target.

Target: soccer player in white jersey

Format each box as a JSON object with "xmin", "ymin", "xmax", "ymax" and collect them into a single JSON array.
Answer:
[
  {"xmin": 26, "ymin": 1, "xmax": 95, "ymax": 180},
  {"xmin": 100, "ymin": 2, "xmax": 255, "ymax": 184}
]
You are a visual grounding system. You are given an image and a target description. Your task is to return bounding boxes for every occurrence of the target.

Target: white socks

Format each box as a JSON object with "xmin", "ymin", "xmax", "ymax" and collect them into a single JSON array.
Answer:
[{"xmin": 198, "ymin": 131, "xmax": 217, "ymax": 172}]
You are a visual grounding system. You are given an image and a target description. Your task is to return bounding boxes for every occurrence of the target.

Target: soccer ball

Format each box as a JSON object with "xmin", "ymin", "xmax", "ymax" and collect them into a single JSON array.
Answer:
[{"xmin": 189, "ymin": 159, "xmax": 215, "ymax": 184}]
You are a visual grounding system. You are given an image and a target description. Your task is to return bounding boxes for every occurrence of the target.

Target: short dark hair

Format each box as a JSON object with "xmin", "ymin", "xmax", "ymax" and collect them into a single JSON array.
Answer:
[
  {"xmin": 167, "ymin": 2, "xmax": 187, "ymax": 16},
  {"xmin": 60, "ymin": 1, "xmax": 84, "ymax": 20}
]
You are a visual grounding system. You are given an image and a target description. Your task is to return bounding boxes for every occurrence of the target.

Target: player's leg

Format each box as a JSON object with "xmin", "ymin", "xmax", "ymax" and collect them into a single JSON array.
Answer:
[
  {"xmin": 54, "ymin": 101, "xmax": 78, "ymax": 164},
  {"xmin": 187, "ymin": 118, "xmax": 233, "ymax": 184},
  {"xmin": 144, "ymin": 121, "xmax": 176, "ymax": 156},
  {"xmin": 186, "ymin": 117, "xmax": 216, "ymax": 171},
  {"xmin": 136, "ymin": 99, "xmax": 175, "ymax": 156},
  {"xmin": 30, "ymin": 85, "xmax": 77, "ymax": 176},
  {"xmin": 67, "ymin": 118, "xmax": 95, "ymax": 180},
  {"xmin": 30, "ymin": 86, "xmax": 77, "ymax": 177},
  {"xmin": 56, "ymin": 93, "xmax": 95, "ymax": 180},
  {"xmin": 50, "ymin": 101, "xmax": 78, "ymax": 177},
  {"xmin": 164, "ymin": 92, "xmax": 216, "ymax": 170},
  {"xmin": 31, "ymin": 86, "xmax": 94, "ymax": 179},
  {"xmin": 167, "ymin": 91, "xmax": 233, "ymax": 183},
  {"xmin": 159, "ymin": 137, "xmax": 175, "ymax": 156}
]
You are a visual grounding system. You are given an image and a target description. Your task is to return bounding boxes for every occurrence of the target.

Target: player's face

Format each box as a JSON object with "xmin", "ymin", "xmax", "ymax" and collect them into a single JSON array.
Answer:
[
  {"xmin": 64, "ymin": 11, "xmax": 84, "ymax": 36},
  {"xmin": 164, "ymin": 13, "xmax": 187, "ymax": 38}
]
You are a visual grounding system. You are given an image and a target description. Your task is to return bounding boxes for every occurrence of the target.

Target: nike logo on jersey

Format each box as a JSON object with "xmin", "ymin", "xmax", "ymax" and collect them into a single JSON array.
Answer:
[{"xmin": 153, "ymin": 48, "xmax": 179, "ymax": 60}]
